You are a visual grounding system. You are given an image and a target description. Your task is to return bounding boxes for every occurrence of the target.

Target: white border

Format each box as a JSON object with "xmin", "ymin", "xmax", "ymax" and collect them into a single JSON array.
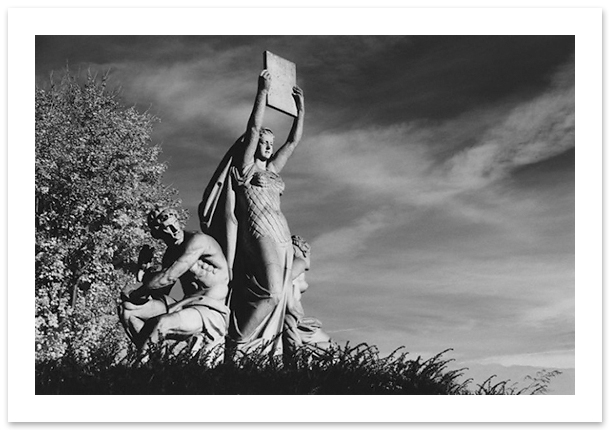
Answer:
[{"xmin": 7, "ymin": 7, "xmax": 601, "ymax": 423}]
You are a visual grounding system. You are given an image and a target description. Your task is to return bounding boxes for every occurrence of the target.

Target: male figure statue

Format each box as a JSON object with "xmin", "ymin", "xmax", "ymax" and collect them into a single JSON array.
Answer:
[{"xmin": 119, "ymin": 206, "xmax": 230, "ymax": 354}]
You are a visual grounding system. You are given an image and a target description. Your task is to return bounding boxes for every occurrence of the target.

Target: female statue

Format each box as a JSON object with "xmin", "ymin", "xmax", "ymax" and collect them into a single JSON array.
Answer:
[{"xmin": 199, "ymin": 70, "xmax": 304, "ymax": 355}]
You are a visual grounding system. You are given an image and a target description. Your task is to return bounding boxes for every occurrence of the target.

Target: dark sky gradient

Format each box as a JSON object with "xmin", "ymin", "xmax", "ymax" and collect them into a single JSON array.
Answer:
[{"xmin": 36, "ymin": 35, "xmax": 575, "ymax": 378}]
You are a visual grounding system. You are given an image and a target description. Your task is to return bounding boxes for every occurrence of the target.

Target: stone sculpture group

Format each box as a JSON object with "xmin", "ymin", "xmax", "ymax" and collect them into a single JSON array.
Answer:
[{"xmin": 119, "ymin": 64, "xmax": 332, "ymax": 361}]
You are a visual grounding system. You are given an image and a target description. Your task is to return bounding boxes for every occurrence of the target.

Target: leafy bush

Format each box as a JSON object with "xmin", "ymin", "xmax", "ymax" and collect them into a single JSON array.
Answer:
[{"xmin": 35, "ymin": 69, "xmax": 184, "ymax": 362}]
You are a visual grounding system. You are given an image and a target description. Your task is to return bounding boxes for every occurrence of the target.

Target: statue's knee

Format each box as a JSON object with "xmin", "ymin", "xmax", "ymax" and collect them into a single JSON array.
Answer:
[
  {"xmin": 118, "ymin": 303, "xmax": 131, "ymax": 321},
  {"xmin": 128, "ymin": 313, "xmax": 142, "ymax": 327},
  {"xmin": 120, "ymin": 303, "xmax": 137, "ymax": 319},
  {"xmin": 118, "ymin": 301, "xmax": 127, "ymax": 312},
  {"xmin": 153, "ymin": 315, "xmax": 172, "ymax": 337}
]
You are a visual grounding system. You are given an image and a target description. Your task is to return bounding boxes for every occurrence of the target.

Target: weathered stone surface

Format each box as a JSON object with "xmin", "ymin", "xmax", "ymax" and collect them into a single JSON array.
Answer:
[{"xmin": 264, "ymin": 51, "xmax": 297, "ymax": 117}]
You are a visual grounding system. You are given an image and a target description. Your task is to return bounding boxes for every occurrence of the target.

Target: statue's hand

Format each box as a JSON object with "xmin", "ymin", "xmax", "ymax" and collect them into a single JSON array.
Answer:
[
  {"xmin": 135, "ymin": 245, "xmax": 155, "ymax": 282},
  {"xmin": 258, "ymin": 69, "xmax": 272, "ymax": 92},
  {"xmin": 137, "ymin": 244, "xmax": 154, "ymax": 267},
  {"xmin": 293, "ymin": 86, "xmax": 304, "ymax": 112},
  {"xmin": 120, "ymin": 284, "xmax": 149, "ymax": 305}
]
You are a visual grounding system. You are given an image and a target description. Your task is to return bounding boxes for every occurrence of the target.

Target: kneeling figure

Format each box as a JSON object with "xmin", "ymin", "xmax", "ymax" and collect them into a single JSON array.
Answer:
[{"xmin": 119, "ymin": 206, "xmax": 230, "ymax": 355}]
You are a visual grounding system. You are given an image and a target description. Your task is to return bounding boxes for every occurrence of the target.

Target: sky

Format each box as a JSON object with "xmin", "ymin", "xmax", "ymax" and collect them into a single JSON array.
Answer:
[{"xmin": 35, "ymin": 35, "xmax": 575, "ymax": 390}]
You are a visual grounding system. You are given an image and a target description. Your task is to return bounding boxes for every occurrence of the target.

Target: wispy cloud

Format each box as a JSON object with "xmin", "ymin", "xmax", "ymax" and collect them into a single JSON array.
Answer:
[
  {"xmin": 470, "ymin": 349, "xmax": 575, "ymax": 369},
  {"xmin": 310, "ymin": 208, "xmax": 395, "ymax": 267},
  {"xmin": 299, "ymin": 55, "xmax": 575, "ymax": 207},
  {"xmin": 105, "ymin": 55, "xmax": 256, "ymax": 136},
  {"xmin": 298, "ymin": 57, "xmax": 574, "ymax": 363},
  {"xmin": 444, "ymin": 59, "xmax": 575, "ymax": 189},
  {"xmin": 519, "ymin": 296, "xmax": 575, "ymax": 328}
]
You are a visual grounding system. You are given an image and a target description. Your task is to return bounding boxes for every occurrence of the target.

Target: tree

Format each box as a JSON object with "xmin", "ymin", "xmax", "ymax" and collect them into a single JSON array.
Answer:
[{"xmin": 35, "ymin": 69, "xmax": 184, "ymax": 362}]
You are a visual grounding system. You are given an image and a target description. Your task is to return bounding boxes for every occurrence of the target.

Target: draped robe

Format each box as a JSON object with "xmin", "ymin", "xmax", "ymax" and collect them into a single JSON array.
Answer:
[{"xmin": 198, "ymin": 139, "xmax": 292, "ymax": 355}]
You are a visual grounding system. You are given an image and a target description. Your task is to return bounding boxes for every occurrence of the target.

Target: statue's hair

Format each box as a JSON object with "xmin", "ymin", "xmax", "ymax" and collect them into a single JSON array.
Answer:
[
  {"xmin": 291, "ymin": 235, "xmax": 310, "ymax": 255},
  {"xmin": 259, "ymin": 127, "xmax": 274, "ymax": 138}
]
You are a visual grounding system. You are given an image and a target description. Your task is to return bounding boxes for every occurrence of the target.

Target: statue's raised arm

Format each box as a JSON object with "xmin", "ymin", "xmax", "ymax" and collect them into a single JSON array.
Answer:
[
  {"xmin": 269, "ymin": 86, "xmax": 305, "ymax": 173},
  {"xmin": 242, "ymin": 70, "xmax": 272, "ymax": 169}
]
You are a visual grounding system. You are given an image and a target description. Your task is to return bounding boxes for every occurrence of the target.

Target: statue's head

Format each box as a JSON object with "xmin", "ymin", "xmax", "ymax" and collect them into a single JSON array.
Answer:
[
  {"xmin": 256, "ymin": 128, "xmax": 275, "ymax": 161},
  {"xmin": 147, "ymin": 206, "xmax": 183, "ymax": 244},
  {"xmin": 292, "ymin": 234, "xmax": 311, "ymax": 260}
]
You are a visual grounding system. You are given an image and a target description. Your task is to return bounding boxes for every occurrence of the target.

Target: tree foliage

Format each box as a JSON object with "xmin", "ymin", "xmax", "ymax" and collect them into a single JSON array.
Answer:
[{"xmin": 35, "ymin": 69, "xmax": 183, "ymax": 362}]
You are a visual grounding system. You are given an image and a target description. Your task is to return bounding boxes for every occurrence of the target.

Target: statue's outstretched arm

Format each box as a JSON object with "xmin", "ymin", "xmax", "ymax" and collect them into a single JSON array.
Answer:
[
  {"xmin": 243, "ymin": 70, "xmax": 271, "ymax": 168},
  {"xmin": 269, "ymin": 86, "xmax": 305, "ymax": 173}
]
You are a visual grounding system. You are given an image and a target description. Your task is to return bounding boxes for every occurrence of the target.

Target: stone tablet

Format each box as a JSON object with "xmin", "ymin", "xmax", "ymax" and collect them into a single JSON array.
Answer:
[{"xmin": 264, "ymin": 51, "xmax": 297, "ymax": 117}]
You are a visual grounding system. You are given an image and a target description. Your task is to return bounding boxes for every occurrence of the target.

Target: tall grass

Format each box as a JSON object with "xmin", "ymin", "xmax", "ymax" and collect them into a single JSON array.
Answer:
[
  {"xmin": 35, "ymin": 342, "xmax": 559, "ymax": 395},
  {"xmin": 473, "ymin": 369, "xmax": 563, "ymax": 395}
]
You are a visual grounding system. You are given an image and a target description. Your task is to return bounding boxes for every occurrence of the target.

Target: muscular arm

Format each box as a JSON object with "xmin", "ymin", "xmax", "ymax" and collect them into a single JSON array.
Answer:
[
  {"xmin": 143, "ymin": 234, "xmax": 211, "ymax": 290},
  {"xmin": 269, "ymin": 86, "xmax": 304, "ymax": 173},
  {"xmin": 242, "ymin": 70, "xmax": 271, "ymax": 168}
]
